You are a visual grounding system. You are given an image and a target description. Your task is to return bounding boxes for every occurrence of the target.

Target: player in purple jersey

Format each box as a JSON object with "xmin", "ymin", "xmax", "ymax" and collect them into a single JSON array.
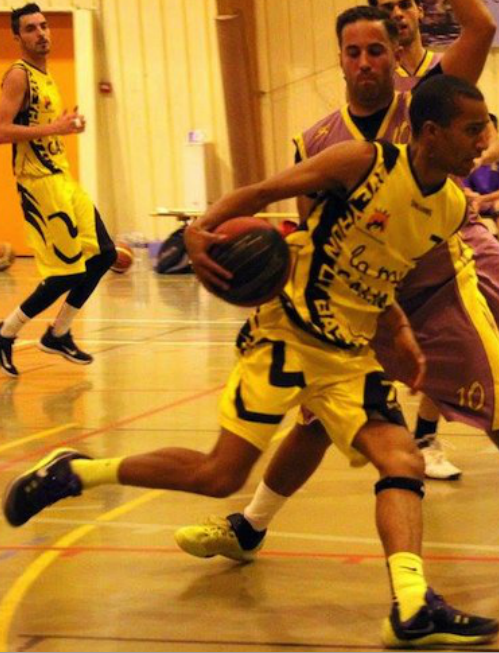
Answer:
[
  {"xmin": 368, "ymin": 0, "xmax": 441, "ymax": 91},
  {"xmin": 173, "ymin": 0, "xmax": 499, "ymax": 561}
]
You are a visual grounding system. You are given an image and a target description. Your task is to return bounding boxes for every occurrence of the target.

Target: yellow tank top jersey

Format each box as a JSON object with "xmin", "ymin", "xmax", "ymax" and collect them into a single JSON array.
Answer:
[
  {"xmin": 281, "ymin": 141, "xmax": 467, "ymax": 348},
  {"xmin": 6, "ymin": 59, "xmax": 69, "ymax": 178}
]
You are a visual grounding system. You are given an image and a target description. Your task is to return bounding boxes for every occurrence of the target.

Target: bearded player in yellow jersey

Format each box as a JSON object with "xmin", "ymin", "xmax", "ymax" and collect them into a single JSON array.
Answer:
[{"xmin": 0, "ymin": 4, "xmax": 116, "ymax": 377}]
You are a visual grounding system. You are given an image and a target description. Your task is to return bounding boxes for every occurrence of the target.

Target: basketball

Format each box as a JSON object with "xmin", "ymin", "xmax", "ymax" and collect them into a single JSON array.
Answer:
[
  {"xmin": 208, "ymin": 217, "xmax": 291, "ymax": 307},
  {"xmin": 0, "ymin": 242, "xmax": 15, "ymax": 271},
  {"xmin": 111, "ymin": 243, "xmax": 134, "ymax": 274}
]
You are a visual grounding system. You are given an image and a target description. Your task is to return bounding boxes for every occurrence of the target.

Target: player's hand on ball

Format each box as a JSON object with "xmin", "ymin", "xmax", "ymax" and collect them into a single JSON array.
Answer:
[{"xmin": 184, "ymin": 224, "xmax": 232, "ymax": 290}]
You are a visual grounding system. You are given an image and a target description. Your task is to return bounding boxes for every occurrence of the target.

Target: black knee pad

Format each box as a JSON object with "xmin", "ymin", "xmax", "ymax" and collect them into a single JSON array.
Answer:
[{"xmin": 375, "ymin": 476, "xmax": 425, "ymax": 499}]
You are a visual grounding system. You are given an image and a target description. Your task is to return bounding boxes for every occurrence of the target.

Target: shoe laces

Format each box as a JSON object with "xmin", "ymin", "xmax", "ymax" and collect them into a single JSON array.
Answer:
[
  {"xmin": 58, "ymin": 330, "xmax": 76, "ymax": 347},
  {"xmin": 29, "ymin": 465, "xmax": 80, "ymax": 507},
  {"xmin": 202, "ymin": 515, "xmax": 236, "ymax": 539},
  {"xmin": 424, "ymin": 439, "xmax": 458, "ymax": 466},
  {"xmin": 426, "ymin": 589, "xmax": 462, "ymax": 620}
]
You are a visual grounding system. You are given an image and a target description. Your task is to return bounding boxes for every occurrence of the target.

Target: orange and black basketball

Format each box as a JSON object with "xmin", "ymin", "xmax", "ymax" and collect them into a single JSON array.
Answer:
[
  {"xmin": 208, "ymin": 217, "xmax": 291, "ymax": 307},
  {"xmin": 111, "ymin": 243, "xmax": 134, "ymax": 274}
]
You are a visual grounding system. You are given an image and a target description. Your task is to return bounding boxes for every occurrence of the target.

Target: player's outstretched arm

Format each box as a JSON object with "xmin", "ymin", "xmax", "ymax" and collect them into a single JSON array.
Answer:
[{"xmin": 440, "ymin": 0, "xmax": 495, "ymax": 85}]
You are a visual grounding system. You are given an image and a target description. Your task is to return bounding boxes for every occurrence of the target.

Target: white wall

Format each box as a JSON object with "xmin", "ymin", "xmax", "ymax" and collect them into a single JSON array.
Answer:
[{"xmin": 93, "ymin": 0, "xmax": 231, "ymax": 241}]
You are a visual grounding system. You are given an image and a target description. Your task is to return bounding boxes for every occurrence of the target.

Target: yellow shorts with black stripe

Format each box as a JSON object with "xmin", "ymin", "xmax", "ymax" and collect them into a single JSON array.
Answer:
[
  {"xmin": 220, "ymin": 300, "xmax": 405, "ymax": 467},
  {"xmin": 17, "ymin": 173, "xmax": 108, "ymax": 278}
]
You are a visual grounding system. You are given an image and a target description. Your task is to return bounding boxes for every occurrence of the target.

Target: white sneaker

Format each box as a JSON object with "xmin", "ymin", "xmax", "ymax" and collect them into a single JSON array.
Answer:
[{"xmin": 421, "ymin": 439, "xmax": 462, "ymax": 481}]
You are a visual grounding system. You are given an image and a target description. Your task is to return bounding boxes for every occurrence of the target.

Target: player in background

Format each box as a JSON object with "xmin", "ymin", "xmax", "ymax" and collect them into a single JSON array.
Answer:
[{"xmin": 0, "ymin": 3, "xmax": 116, "ymax": 377}]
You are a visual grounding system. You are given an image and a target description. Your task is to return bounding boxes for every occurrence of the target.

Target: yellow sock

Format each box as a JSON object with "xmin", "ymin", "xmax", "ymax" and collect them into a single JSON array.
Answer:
[
  {"xmin": 388, "ymin": 552, "xmax": 427, "ymax": 622},
  {"xmin": 71, "ymin": 458, "xmax": 123, "ymax": 489}
]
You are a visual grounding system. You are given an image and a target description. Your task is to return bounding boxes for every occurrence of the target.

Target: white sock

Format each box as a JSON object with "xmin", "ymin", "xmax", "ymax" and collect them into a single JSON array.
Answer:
[
  {"xmin": 1, "ymin": 308, "xmax": 29, "ymax": 337},
  {"xmin": 243, "ymin": 481, "xmax": 288, "ymax": 531},
  {"xmin": 53, "ymin": 303, "xmax": 79, "ymax": 336}
]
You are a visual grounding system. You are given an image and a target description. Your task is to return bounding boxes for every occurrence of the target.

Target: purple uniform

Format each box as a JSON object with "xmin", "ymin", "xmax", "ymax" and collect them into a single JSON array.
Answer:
[
  {"xmin": 394, "ymin": 50, "xmax": 442, "ymax": 92},
  {"xmin": 295, "ymin": 86, "xmax": 499, "ymax": 433}
]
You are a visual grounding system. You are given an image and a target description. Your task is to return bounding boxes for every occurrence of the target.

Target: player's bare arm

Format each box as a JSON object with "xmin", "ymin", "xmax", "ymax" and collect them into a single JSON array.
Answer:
[
  {"xmin": 377, "ymin": 301, "xmax": 426, "ymax": 391},
  {"xmin": 185, "ymin": 141, "xmax": 376, "ymax": 286},
  {"xmin": 439, "ymin": 0, "xmax": 495, "ymax": 85},
  {"xmin": 0, "ymin": 68, "xmax": 85, "ymax": 144}
]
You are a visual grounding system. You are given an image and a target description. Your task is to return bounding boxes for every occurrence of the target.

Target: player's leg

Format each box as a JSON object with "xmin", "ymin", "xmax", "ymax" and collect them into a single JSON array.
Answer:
[
  {"xmin": 0, "ymin": 178, "xmax": 90, "ymax": 376},
  {"xmin": 174, "ymin": 414, "xmax": 331, "ymax": 558},
  {"xmin": 3, "ymin": 332, "xmax": 305, "ymax": 535},
  {"xmin": 415, "ymin": 394, "xmax": 462, "ymax": 480},
  {"xmin": 0, "ymin": 273, "xmax": 87, "ymax": 377},
  {"xmin": 2, "ymin": 428, "xmax": 262, "ymax": 528},
  {"xmin": 39, "ymin": 181, "xmax": 117, "ymax": 364},
  {"xmin": 353, "ymin": 419, "xmax": 498, "ymax": 648}
]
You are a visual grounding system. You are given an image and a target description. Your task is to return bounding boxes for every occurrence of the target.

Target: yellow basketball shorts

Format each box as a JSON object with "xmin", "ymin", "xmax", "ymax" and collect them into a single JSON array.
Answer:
[
  {"xmin": 219, "ymin": 301, "xmax": 406, "ymax": 467},
  {"xmin": 17, "ymin": 173, "xmax": 112, "ymax": 278}
]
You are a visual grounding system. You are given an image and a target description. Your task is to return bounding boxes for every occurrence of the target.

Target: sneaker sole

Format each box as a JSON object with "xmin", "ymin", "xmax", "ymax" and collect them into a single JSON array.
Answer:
[
  {"xmin": 174, "ymin": 529, "xmax": 261, "ymax": 562},
  {"xmin": 3, "ymin": 448, "xmax": 89, "ymax": 527},
  {"xmin": 382, "ymin": 617, "xmax": 498, "ymax": 648},
  {"xmin": 38, "ymin": 342, "xmax": 92, "ymax": 365},
  {"xmin": 425, "ymin": 471, "xmax": 462, "ymax": 481}
]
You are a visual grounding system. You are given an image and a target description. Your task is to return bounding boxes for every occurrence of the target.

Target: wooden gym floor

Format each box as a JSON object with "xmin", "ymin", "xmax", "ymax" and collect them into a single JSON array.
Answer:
[{"xmin": 1, "ymin": 258, "xmax": 499, "ymax": 653}]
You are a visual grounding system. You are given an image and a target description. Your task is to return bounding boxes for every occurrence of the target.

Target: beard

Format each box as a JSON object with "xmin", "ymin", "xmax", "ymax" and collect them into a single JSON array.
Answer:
[{"xmin": 353, "ymin": 79, "xmax": 392, "ymax": 108}]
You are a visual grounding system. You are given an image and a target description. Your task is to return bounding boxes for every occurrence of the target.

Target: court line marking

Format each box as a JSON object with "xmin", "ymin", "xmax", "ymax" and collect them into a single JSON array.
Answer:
[
  {"xmin": 0, "ymin": 383, "xmax": 224, "ymax": 473},
  {"xmin": 0, "ymin": 490, "xmax": 162, "ymax": 653},
  {"xmin": 8, "ymin": 517, "xmax": 499, "ymax": 556},
  {"xmin": 0, "ymin": 424, "xmax": 77, "ymax": 454},
  {"xmin": 17, "ymin": 632, "xmax": 382, "ymax": 652},
  {"xmin": 2, "ymin": 542, "xmax": 499, "ymax": 563}
]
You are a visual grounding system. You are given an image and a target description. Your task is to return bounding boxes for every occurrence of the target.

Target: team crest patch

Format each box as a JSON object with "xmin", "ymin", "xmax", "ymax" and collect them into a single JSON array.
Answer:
[
  {"xmin": 313, "ymin": 126, "xmax": 330, "ymax": 140},
  {"xmin": 366, "ymin": 209, "xmax": 390, "ymax": 232},
  {"xmin": 43, "ymin": 96, "xmax": 52, "ymax": 109}
]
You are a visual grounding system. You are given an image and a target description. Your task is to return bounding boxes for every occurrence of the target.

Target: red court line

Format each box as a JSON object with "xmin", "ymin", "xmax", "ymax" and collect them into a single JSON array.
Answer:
[
  {"xmin": 0, "ymin": 384, "xmax": 224, "ymax": 473},
  {"xmin": 1, "ymin": 544, "xmax": 499, "ymax": 564}
]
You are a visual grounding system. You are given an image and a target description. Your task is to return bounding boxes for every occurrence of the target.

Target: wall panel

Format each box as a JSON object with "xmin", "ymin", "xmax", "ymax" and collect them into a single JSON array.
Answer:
[{"xmin": 92, "ymin": 0, "xmax": 230, "ymax": 241}]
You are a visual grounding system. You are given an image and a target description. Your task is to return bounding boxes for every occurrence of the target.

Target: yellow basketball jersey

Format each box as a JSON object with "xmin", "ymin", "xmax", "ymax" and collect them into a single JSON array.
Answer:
[
  {"xmin": 281, "ymin": 141, "xmax": 467, "ymax": 348},
  {"xmin": 6, "ymin": 60, "xmax": 69, "ymax": 177}
]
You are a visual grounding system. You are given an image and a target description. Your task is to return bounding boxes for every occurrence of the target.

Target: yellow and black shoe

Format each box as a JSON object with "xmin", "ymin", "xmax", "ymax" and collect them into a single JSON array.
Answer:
[
  {"xmin": 174, "ymin": 513, "xmax": 265, "ymax": 562},
  {"xmin": 382, "ymin": 588, "xmax": 498, "ymax": 648},
  {"xmin": 3, "ymin": 448, "xmax": 91, "ymax": 527}
]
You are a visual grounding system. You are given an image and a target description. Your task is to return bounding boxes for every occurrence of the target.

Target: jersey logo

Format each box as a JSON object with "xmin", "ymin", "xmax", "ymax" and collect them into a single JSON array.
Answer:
[
  {"xmin": 313, "ymin": 126, "xmax": 330, "ymax": 140},
  {"xmin": 43, "ymin": 96, "xmax": 52, "ymax": 110},
  {"xmin": 366, "ymin": 209, "xmax": 390, "ymax": 233}
]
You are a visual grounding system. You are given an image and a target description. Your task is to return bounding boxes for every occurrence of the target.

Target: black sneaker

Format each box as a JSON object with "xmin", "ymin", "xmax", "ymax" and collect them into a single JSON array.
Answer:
[
  {"xmin": 39, "ymin": 326, "xmax": 93, "ymax": 364},
  {"xmin": 382, "ymin": 587, "xmax": 499, "ymax": 648},
  {"xmin": 3, "ymin": 448, "xmax": 91, "ymax": 527},
  {"xmin": 0, "ymin": 323, "xmax": 18, "ymax": 378}
]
